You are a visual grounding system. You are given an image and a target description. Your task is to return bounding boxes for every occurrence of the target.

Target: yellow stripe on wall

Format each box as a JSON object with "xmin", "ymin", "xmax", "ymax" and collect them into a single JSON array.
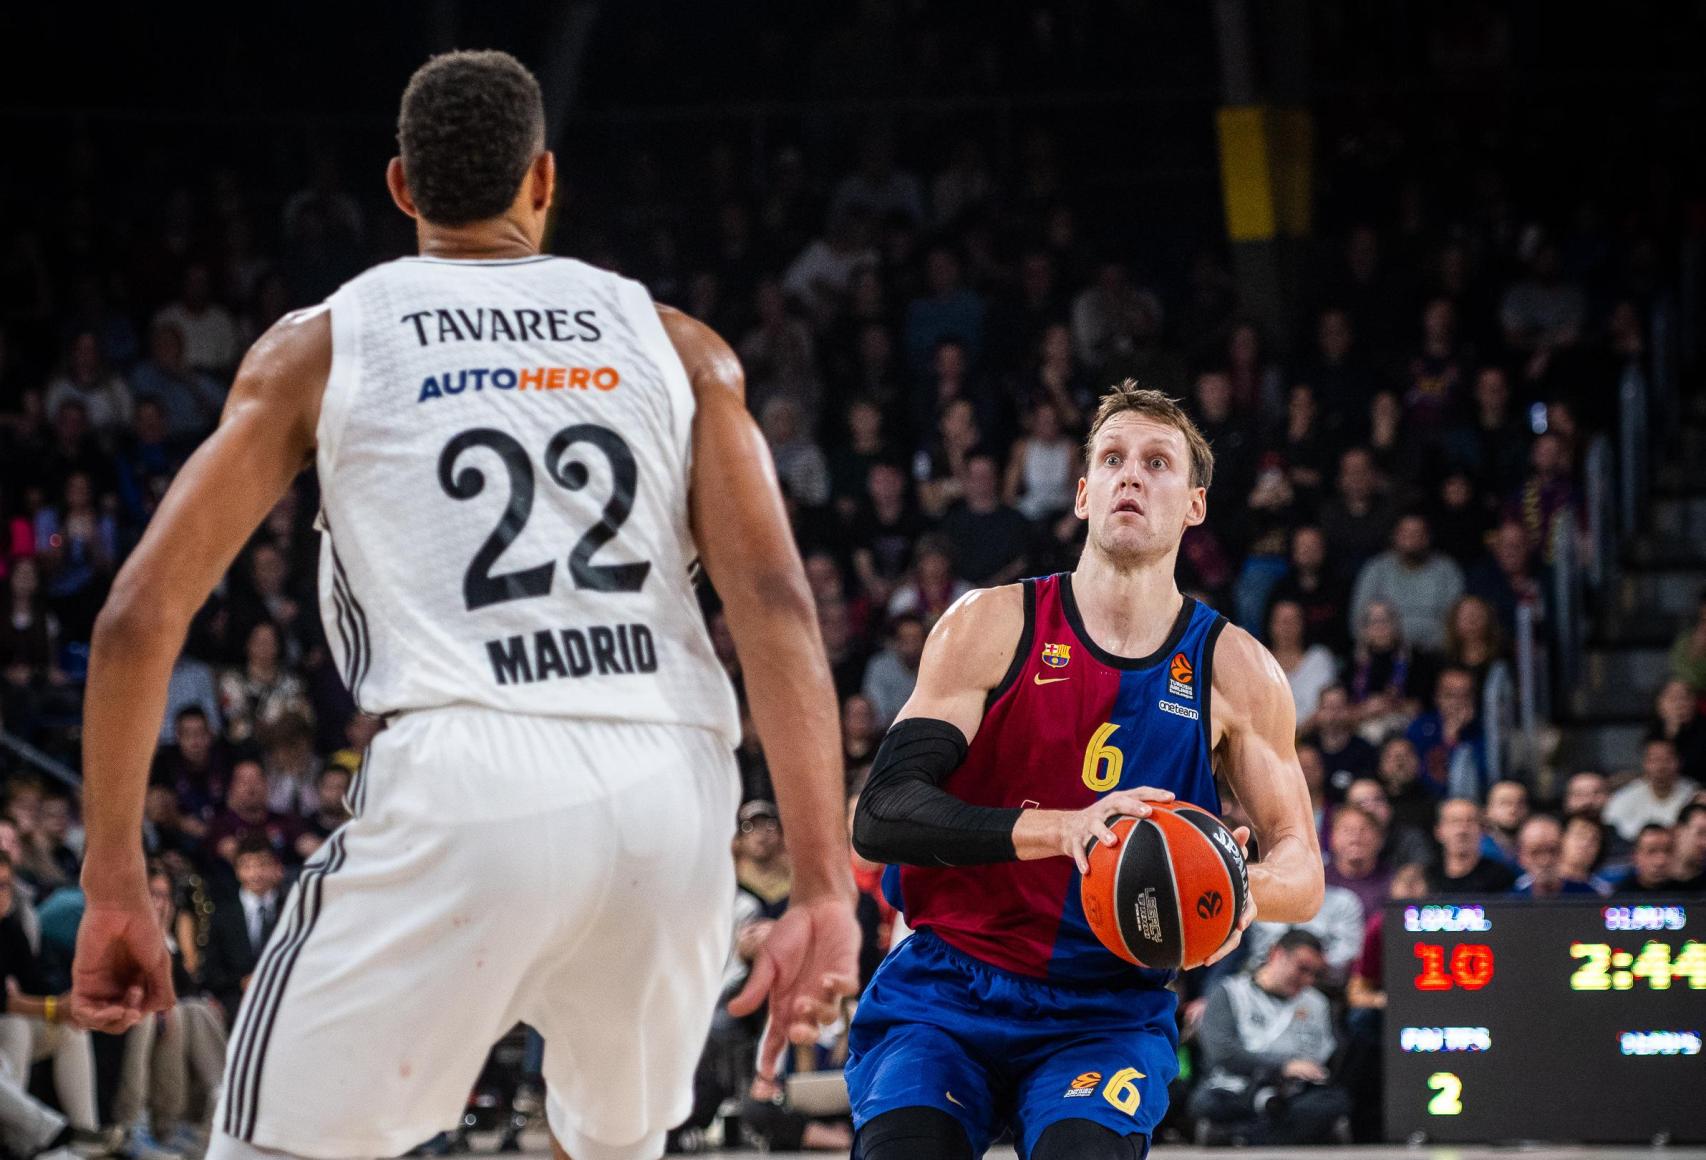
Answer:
[{"xmin": 1216, "ymin": 105, "xmax": 1276, "ymax": 243}]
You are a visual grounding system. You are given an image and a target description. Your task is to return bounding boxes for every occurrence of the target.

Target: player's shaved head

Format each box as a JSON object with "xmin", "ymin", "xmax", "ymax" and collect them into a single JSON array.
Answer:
[{"xmin": 397, "ymin": 50, "xmax": 545, "ymax": 226}]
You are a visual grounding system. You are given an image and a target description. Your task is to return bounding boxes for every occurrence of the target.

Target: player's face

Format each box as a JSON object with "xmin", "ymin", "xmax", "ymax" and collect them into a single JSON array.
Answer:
[{"xmin": 1075, "ymin": 415, "xmax": 1204, "ymax": 567}]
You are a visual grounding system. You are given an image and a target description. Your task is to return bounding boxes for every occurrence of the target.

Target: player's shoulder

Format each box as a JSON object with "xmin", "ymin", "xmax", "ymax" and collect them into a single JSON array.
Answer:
[
  {"xmin": 241, "ymin": 306, "xmax": 331, "ymax": 384},
  {"xmin": 656, "ymin": 304, "xmax": 743, "ymax": 403},
  {"xmin": 1209, "ymin": 621, "xmax": 1294, "ymax": 722},
  {"xmin": 922, "ymin": 583, "xmax": 1028, "ymax": 678}
]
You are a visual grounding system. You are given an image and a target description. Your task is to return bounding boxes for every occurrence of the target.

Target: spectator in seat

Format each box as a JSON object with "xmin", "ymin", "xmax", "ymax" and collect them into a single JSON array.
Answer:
[
  {"xmin": 1406, "ymin": 667, "xmax": 1489, "ymax": 801},
  {"xmin": 1669, "ymin": 803, "xmax": 1706, "ymax": 893},
  {"xmin": 152, "ymin": 705, "xmax": 229, "ymax": 823},
  {"xmin": 43, "ymin": 330, "xmax": 132, "ymax": 440},
  {"xmin": 0, "ymin": 853, "xmax": 99, "ymax": 1139},
  {"xmin": 1267, "ymin": 599, "xmax": 1337, "ymax": 732},
  {"xmin": 129, "ymin": 319, "xmax": 224, "ymax": 441},
  {"xmin": 1615, "ymin": 825, "xmax": 1681, "ymax": 896},
  {"xmin": 734, "ymin": 801, "xmax": 790, "ymax": 921},
  {"xmin": 151, "ymin": 263, "xmax": 240, "ymax": 377},
  {"xmin": 1344, "ymin": 777, "xmax": 1433, "ymax": 870},
  {"xmin": 200, "ymin": 836, "xmax": 286, "ymax": 1023},
  {"xmin": 1563, "ymin": 770, "xmax": 1611, "ymax": 823},
  {"xmin": 1308, "ymin": 687, "xmax": 1377, "ymax": 801},
  {"xmin": 1003, "ymin": 399, "xmax": 1078, "ymax": 525},
  {"xmin": 1323, "ymin": 805, "xmax": 1392, "ymax": 921},
  {"xmin": 886, "ymin": 536, "xmax": 968, "ymax": 627},
  {"xmin": 761, "ymin": 396, "xmax": 831, "ymax": 511},
  {"xmin": 1317, "ymin": 448, "xmax": 1397, "ymax": 584},
  {"xmin": 1512, "ymin": 814, "xmax": 1601, "ymax": 897},
  {"xmin": 938, "ymin": 454, "xmax": 1031, "ymax": 587},
  {"xmin": 849, "ymin": 463, "xmax": 926, "ymax": 611},
  {"xmin": 1268, "ymin": 525, "xmax": 1350, "ymax": 657},
  {"xmin": 302, "ymin": 765, "xmax": 354, "ymax": 848},
  {"xmin": 1604, "ymin": 738, "xmax": 1700, "ymax": 842},
  {"xmin": 860, "ymin": 615, "xmax": 925, "ymax": 731},
  {"xmin": 1350, "ymin": 512, "xmax": 1465, "ymax": 653},
  {"xmin": 1346, "ymin": 601, "xmax": 1427, "ymax": 741},
  {"xmin": 1467, "ymin": 519, "xmax": 1545, "ymax": 641},
  {"xmin": 217, "ymin": 620, "xmax": 312, "ymax": 747},
  {"xmin": 1648, "ymin": 678, "xmax": 1706, "ymax": 785},
  {"xmin": 1373, "ymin": 738, "xmax": 1438, "ymax": 838},
  {"xmin": 1481, "ymin": 780, "xmax": 1530, "ymax": 865},
  {"xmin": 1427, "ymin": 798, "xmax": 1516, "ymax": 894},
  {"xmin": 840, "ymin": 694, "xmax": 882, "ymax": 778},
  {"xmin": 206, "ymin": 759, "xmax": 307, "ymax": 867},
  {"xmin": 1442, "ymin": 595, "xmax": 1509, "ymax": 703},
  {"xmin": 1190, "ymin": 930, "xmax": 1350, "ymax": 1146},
  {"xmin": 1558, "ymin": 814, "xmax": 1614, "ymax": 896}
]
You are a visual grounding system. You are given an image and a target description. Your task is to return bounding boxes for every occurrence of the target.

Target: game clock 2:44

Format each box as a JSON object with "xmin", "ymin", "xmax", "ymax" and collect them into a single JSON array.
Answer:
[{"xmin": 1569, "ymin": 940, "xmax": 1706, "ymax": 991}]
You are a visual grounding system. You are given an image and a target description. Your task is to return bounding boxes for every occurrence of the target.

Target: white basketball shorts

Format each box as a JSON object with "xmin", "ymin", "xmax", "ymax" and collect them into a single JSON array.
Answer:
[{"xmin": 208, "ymin": 707, "xmax": 739, "ymax": 1160}]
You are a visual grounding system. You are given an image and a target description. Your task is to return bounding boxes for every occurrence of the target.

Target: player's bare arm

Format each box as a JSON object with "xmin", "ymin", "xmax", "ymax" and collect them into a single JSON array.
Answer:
[
  {"xmin": 1210, "ymin": 622, "xmax": 1326, "ymax": 928},
  {"xmin": 660, "ymin": 304, "xmax": 858, "ymax": 1074},
  {"xmin": 854, "ymin": 585, "xmax": 1174, "ymax": 875},
  {"xmin": 74, "ymin": 308, "xmax": 329, "ymax": 1032}
]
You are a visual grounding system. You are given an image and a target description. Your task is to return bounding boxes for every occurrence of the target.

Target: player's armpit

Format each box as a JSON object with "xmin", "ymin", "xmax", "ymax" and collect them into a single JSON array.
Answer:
[{"xmin": 1210, "ymin": 625, "xmax": 1325, "ymax": 924}]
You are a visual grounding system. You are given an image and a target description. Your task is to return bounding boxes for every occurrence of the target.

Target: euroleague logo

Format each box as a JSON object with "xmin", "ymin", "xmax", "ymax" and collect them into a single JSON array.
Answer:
[
  {"xmin": 1196, "ymin": 891, "xmax": 1224, "ymax": 920},
  {"xmin": 1064, "ymin": 1072, "xmax": 1101, "ymax": 1099},
  {"xmin": 1167, "ymin": 652, "xmax": 1194, "ymax": 700}
]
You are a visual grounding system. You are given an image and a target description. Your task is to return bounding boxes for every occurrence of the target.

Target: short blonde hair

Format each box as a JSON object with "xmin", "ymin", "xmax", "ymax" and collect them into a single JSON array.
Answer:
[{"xmin": 1083, "ymin": 380, "xmax": 1215, "ymax": 490}]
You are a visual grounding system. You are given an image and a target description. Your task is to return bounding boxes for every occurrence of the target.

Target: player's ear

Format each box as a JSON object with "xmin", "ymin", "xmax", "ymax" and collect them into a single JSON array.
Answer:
[
  {"xmin": 1073, "ymin": 476, "xmax": 1089, "ymax": 520},
  {"xmin": 1184, "ymin": 486, "xmax": 1207, "ymax": 527},
  {"xmin": 386, "ymin": 158, "xmax": 419, "ymax": 220},
  {"xmin": 530, "ymin": 152, "xmax": 556, "ymax": 212}
]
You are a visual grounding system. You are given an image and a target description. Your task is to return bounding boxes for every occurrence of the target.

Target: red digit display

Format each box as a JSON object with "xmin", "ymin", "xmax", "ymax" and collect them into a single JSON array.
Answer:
[
  {"xmin": 1450, "ymin": 943, "xmax": 1495, "ymax": 990},
  {"xmin": 1414, "ymin": 942, "xmax": 1454, "ymax": 990}
]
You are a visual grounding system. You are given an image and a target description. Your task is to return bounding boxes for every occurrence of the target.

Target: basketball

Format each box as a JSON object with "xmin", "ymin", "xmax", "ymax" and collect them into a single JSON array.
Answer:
[{"xmin": 1080, "ymin": 801, "xmax": 1249, "ymax": 971}]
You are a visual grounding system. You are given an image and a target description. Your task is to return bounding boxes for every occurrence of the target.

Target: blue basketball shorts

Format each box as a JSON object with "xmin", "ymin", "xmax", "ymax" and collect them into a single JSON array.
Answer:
[{"xmin": 846, "ymin": 928, "xmax": 1179, "ymax": 1158}]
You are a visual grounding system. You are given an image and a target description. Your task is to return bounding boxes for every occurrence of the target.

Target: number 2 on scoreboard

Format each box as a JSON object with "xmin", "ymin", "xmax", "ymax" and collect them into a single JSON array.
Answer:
[{"xmin": 1426, "ymin": 1072, "xmax": 1463, "ymax": 1116}]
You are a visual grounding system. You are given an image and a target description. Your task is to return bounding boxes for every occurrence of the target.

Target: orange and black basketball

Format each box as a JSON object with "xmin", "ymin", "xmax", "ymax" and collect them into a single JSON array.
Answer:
[{"xmin": 1080, "ymin": 801, "xmax": 1248, "ymax": 971}]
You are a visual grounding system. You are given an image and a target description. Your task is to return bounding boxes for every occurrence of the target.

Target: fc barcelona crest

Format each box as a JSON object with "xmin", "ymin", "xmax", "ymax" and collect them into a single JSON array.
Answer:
[{"xmin": 1042, "ymin": 642, "xmax": 1072, "ymax": 668}]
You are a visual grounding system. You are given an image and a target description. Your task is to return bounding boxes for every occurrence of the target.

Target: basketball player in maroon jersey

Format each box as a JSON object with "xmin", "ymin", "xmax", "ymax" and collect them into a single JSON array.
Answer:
[{"xmin": 847, "ymin": 382, "xmax": 1323, "ymax": 1159}]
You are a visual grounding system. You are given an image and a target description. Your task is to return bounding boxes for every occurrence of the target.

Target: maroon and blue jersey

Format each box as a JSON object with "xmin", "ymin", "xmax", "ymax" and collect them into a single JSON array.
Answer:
[{"xmin": 884, "ymin": 572, "xmax": 1227, "ymax": 985}]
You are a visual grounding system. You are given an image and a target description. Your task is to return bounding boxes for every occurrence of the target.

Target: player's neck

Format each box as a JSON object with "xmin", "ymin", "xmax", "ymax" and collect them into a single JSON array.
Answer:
[
  {"xmin": 416, "ymin": 218, "xmax": 540, "ymax": 262},
  {"xmin": 1070, "ymin": 550, "xmax": 1183, "ymax": 658}
]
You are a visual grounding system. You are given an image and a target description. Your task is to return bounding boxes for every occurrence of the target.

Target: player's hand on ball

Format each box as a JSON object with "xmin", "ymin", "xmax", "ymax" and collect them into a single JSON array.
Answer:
[
  {"xmin": 70, "ymin": 895, "xmax": 176, "ymax": 1033},
  {"xmin": 1061, "ymin": 787, "xmax": 1176, "ymax": 874},
  {"xmin": 1202, "ymin": 825, "xmax": 1255, "ymax": 967},
  {"xmin": 726, "ymin": 892, "xmax": 859, "ymax": 1080}
]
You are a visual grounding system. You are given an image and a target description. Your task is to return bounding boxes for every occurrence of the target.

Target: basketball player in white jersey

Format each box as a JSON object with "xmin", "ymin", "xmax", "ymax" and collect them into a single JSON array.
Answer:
[{"xmin": 69, "ymin": 51, "xmax": 859, "ymax": 1160}]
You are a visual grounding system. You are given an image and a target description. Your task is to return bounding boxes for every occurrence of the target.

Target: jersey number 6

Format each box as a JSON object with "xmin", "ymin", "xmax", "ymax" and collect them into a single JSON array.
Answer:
[
  {"xmin": 438, "ymin": 424, "xmax": 651, "ymax": 610},
  {"xmin": 1082, "ymin": 722, "xmax": 1123, "ymax": 792}
]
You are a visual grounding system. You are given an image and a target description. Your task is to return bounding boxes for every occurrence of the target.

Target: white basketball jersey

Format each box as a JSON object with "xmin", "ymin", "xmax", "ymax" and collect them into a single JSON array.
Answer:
[{"xmin": 313, "ymin": 254, "xmax": 739, "ymax": 746}]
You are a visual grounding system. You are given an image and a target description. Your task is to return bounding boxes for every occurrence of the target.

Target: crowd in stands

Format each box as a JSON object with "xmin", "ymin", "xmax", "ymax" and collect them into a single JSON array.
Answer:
[{"xmin": 2, "ymin": 14, "xmax": 1705, "ymax": 1155}]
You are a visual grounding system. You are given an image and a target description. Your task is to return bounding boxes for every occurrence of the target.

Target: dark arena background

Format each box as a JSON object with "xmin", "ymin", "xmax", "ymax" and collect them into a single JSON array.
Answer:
[{"xmin": 3, "ymin": 3, "xmax": 1706, "ymax": 1158}]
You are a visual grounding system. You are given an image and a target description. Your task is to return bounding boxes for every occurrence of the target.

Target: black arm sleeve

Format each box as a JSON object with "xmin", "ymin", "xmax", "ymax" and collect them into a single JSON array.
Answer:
[{"xmin": 851, "ymin": 717, "xmax": 1023, "ymax": 867}]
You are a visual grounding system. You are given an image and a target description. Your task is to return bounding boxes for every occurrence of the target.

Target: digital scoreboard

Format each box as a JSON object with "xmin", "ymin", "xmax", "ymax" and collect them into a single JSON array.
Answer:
[{"xmin": 1383, "ymin": 899, "xmax": 1706, "ymax": 1143}]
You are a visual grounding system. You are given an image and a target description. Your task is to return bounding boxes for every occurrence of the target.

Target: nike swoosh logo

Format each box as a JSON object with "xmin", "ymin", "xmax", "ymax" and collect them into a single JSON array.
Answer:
[
  {"xmin": 1034, "ymin": 674, "xmax": 1070, "ymax": 685},
  {"xmin": 946, "ymin": 1092, "xmax": 964, "ymax": 1108}
]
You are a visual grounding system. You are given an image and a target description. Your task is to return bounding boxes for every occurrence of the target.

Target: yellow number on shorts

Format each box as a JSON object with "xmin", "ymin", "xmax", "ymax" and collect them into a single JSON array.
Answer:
[
  {"xmin": 1426, "ymin": 1071, "xmax": 1463, "ymax": 1116},
  {"xmin": 1082, "ymin": 723, "xmax": 1123, "ymax": 792},
  {"xmin": 1101, "ymin": 1067, "xmax": 1144, "ymax": 1115}
]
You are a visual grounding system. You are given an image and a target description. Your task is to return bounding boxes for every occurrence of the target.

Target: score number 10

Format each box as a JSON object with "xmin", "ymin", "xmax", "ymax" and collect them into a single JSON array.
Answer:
[{"xmin": 1570, "ymin": 941, "xmax": 1706, "ymax": 991}]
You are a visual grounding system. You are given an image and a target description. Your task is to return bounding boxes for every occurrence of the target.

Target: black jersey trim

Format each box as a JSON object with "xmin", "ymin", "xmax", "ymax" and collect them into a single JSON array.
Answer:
[
  {"xmin": 1198, "ymin": 613, "xmax": 1229, "ymax": 754},
  {"xmin": 983, "ymin": 578, "xmax": 1037, "ymax": 714},
  {"xmin": 1058, "ymin": 573, "xmax": 1197, "ymax": 671}
]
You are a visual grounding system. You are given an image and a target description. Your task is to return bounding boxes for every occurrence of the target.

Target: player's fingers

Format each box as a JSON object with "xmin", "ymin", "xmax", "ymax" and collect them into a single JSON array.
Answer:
[
  {"xmin": 725, "ymin": 953, "xmax": 777, "ymax": 1018},
  {"xmin": 1127, "ymin": 786, "xmax": 1175, "ymax": 802},
  {"xmin": 1231, "ymin": 825, "xmax": 1251, "ymax": 852},
  {"xmin": 1071, "ymin": 836, "xmax": 1089, "ymax": 875},
  {"xmin": 821, "ymin": 973, "xmax": 858, "ymax": 1002},
  {"xmin": 753, "ymin": 1014, "xmax": 786, "ymax": 1080},
  {"xmin": 1204, "ymin": 926, "xmax": 1243, "ymax": 967}
]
